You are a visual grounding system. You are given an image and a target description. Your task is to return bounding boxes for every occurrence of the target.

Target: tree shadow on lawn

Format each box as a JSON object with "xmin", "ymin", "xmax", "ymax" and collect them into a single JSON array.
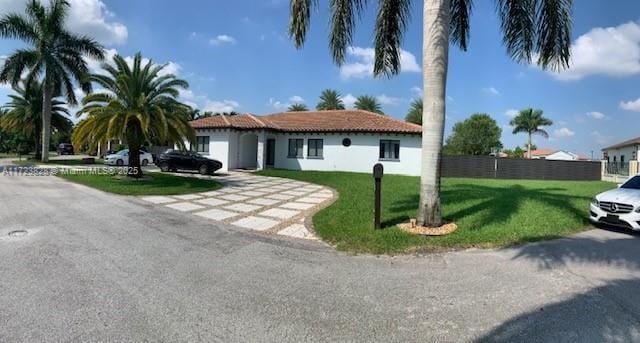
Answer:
[{"xmin": 385, "ymin": 183, "xmax": 590, "ymax": 231}]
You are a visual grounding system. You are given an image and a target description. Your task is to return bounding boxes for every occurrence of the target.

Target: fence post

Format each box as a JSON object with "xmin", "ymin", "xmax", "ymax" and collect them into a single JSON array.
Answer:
[
  {"xmin": 631, "ymin": 161, "xmax": 639, "ymax": 176},
  {"xmin": 601, "ymin": 160, "xmax": 606, "ymax": 180}
]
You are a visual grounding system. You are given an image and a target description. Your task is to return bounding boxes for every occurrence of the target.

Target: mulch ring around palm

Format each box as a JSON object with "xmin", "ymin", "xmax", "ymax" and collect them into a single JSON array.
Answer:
[{"xmin": 398, "ymin": 220, "xmax": 458, "ymax": 236}]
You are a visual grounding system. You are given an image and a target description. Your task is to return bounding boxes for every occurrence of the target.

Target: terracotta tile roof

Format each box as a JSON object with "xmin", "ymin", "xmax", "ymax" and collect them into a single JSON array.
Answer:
[
  {"xmin": 527, "ymin": 148, "xmax": 558, "ymax": 156},
  {"xmin": 602, "ymin": 136, "xmax": 640, "ymax": 150},
  {"xmin": 190, "ymin": 110, "xmax": 422, "ymax": 134}
]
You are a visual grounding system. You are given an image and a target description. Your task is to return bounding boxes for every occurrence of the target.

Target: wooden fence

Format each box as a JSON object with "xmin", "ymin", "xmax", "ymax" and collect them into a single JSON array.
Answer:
[{"xmin": 440, "ymin": 156, "xmax": 602, "ymax": 181}]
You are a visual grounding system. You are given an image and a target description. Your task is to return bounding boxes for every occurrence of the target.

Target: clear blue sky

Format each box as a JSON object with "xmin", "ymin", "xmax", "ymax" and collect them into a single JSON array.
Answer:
[{"xmin": 1, "ymin": 0, "xmax": 639, "ymax": 158}]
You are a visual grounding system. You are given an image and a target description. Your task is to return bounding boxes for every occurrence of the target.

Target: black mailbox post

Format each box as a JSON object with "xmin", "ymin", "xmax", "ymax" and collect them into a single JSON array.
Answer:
[{"xmin": 373, "ymin": 163, "xmax": 384, "ymax": 229}]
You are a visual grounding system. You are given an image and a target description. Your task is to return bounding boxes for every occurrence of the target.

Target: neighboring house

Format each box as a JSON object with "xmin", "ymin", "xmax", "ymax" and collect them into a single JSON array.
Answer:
[
  {"xmin": 526, "ymin": 148, "xmax": 581, "ymax": 160},
  {"xmin": 188, "ymin": 110, "xmax": 422, "ymax": 175},
  {"xmin": 602, "ymin": 136, "xmax": 640, "ymax": 164}
]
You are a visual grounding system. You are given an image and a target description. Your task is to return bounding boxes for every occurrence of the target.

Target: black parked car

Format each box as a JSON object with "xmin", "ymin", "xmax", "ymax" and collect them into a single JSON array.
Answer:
[
  {"xmin": 156, "ymin": 150, "xmax": 223, "ymax": 175},
  {"xmin": 57, "ymin": 143, "xmax": 74, "ymax": 155}
]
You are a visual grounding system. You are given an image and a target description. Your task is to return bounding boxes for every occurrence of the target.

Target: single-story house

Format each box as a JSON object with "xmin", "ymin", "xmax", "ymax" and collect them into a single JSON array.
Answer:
[
  {"xmin": 526, "ymin": 148, "xmax": 583, "ymax": 160},
  {"xmin": 188, "ymin": 110, "xmax": 422, "ymax": 176},
  {"xmin": 602, "ymin": 136, "xmax": 640, "ymax": 164}
]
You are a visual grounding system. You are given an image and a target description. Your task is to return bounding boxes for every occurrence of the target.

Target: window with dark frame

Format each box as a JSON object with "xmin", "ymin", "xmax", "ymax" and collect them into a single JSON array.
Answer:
[
  {"xmin": 307, "ymin": 139, "xmax": 323, "ymax": 158},
  {"xmin": 195, "ymin": 136, "xmax": 209, "ymax": 153},
  {"xmin": 288, "ymin": 138, "xmax": 304, "ymax": 158},
  {"xmin": 379, "ymin": 140, "xmax": 400, "ymax": 160}
]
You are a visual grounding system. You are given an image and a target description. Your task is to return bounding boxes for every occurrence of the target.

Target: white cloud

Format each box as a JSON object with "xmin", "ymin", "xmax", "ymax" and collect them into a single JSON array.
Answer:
[
  {"xmin": 204, "ymin": 100, "xmax": 240, "ymax": 113},
  {"xmin": 289, "ymin": 95, "xmax": 305, "ymax": 103},
  {"xmin": 585, "ymin": 111, "xmax": 606, "ymax": 119},
  {"xmin": 591, "ymin": 131, "xmax": 611, "ymax": 145},
  {"xmin": 268, "ymin": 97, "xmax": 289, "ymax": 110},
  {"xmin": 340, "ymin": 93, "xmax": 357, "ymax": 108},
  {"xmin": 543, "ymin": 21, "xmax": 640, "ymax": 81},
  {"xmin": 553, "ymin": 127, "xmax": 575, "ymax": 138},
  {"xmin": 376, "ymin": 94, "xmax": 402, "ymax": 106},
  {"xmin": 339, "ymin": 46, "xmax": 420, "ymax": 79},
  {"xmin": 482, "ymin": 87, "xmax": 500, "ymax": 95},
  {"xmin": 209, "ymin": 34, "xmax": 237, "ymax": 45},
  {"xmin": 620, "ymin": 98, "xmax": 640, "ymax": 112},
  {"xmin": 410, "ymin": 86, "xmax": 422, "ymax": 98},
  {"xmin": 0, "ymin": 0, "xmax": 128, "ymax": 45},
  {"xmin": 504, "ymin": 109, "xmax": 519, "ymax": 118}
]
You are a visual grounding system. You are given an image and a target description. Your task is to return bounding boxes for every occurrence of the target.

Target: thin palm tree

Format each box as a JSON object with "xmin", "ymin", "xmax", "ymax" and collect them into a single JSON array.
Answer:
[
  {"xmin": 0, "ymin": 0, "xmax": 105, "ymax": 162},
  {"xmin": 316, "ymin": 89, "xmax": 345, "ymax": 110},
  {"xmin": 288, "ymin": 103, "xmax": 308, "ymax": 111},
  {"xmin": 405, "ymin": 98, "xmax": 423, "ymax": 125},
  {"xmin": 73, "ymin": 53, "xmax": 195, "ymax": 178},
  {"xmin": 1, "ymin": 80, "xmax": 71, "ymax": 159},
  {"xmin": 510, "ymin": 108, "xmax": 553, "ymax": 159},
  {"xmin": 289, "ymin": 0, "xmax": 572, "ymax": 226},
  {"xmin": 354, "ymin": 95, "xmax": 383, "ymax": 114}
]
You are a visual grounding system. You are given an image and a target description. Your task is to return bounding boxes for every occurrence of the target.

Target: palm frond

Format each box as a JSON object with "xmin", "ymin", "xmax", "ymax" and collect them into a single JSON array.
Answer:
[
  {"xmin": 535, "ymin": 0, "xmax": 572, "ymax": 70},
  {"xmin": 329, "ymin": 0, "xmax": 366, "ymax": 65},
  {"xmin": 496, "ymin": 0, "xmax": 536, "ymax": 63},
  {"xmin": 373, "ymin": 0, "xmax": 411, "ymax": 77},
  {"xmin": 289, "ymin": 0, "xmax": 317, "ymax": 48},
  {"xmin": 450, "ymin": 0, "xmax": 473, "ymax": 51}
]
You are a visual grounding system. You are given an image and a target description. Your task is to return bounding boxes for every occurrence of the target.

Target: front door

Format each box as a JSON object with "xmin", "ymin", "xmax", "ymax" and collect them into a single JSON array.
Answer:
[{"xmin": 266, "ymin": 139, "xmax": 275, "ymax": 167}]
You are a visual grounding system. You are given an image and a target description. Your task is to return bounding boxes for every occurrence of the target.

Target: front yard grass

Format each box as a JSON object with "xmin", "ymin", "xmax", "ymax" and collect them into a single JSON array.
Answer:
[
  {"xmin": 59, "ymin": 172, "xmax": 221, "ymax": 195},
  {"xmin": 13, "ymin": 158, "xmax": 104, "ymax": 166},
  {"xmin": 257, "ymin": 169, "xmax": 614, "ymax": 254}
]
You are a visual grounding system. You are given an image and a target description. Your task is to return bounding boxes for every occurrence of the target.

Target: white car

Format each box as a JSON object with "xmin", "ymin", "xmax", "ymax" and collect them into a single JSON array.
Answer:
[
  {"xmin": 590, "ymin": 174, "xmax": 640, "ymax": 230},
  {"xmin": 104, "ymin": 149, "xmax": 153, "ymax": 166}
]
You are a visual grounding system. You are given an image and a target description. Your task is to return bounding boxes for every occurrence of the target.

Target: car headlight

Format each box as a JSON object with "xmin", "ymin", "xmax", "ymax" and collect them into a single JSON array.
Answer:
[{"xmin": 591, "ymin": 197, "xmax": 599, "ymax": 206}]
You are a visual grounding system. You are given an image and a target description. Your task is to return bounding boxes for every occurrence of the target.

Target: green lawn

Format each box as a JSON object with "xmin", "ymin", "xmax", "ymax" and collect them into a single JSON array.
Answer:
[
  {"xmin": 13, "ymin": 158, "xmax": 104, "ymax": 166},
  {"xmin": 257, "ymin": 169, "xmax": 615, "ymax": 254},
  {"xmin": 58, "ymin": 172, "xmax": 221, "ymax": 195}
]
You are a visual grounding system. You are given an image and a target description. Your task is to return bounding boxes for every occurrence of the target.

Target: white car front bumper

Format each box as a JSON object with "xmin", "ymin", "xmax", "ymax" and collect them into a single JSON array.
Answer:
[{"xmin": 590, "ymin": 203, "xmax": 640, "ymax": 230}]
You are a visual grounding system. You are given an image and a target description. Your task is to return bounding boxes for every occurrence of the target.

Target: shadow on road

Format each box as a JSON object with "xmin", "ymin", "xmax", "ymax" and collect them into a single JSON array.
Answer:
[{"xmin": 480, "ymin": 227, "xmax": 640, "ymax": 341}]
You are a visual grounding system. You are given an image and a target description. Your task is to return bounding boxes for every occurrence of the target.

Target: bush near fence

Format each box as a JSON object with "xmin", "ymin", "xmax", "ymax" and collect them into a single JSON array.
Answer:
[{"xmin": 441, "ymin": 156, "xmax": 602, "ymax": 181}]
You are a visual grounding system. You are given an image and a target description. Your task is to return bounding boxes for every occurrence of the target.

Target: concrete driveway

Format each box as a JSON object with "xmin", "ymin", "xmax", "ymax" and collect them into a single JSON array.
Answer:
[{"xmin": 2, "ymin": 174, "xmax": 640, "ymax": 342}]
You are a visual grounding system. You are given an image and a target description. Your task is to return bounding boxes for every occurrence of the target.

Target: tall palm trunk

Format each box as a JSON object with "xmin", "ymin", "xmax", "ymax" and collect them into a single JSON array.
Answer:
[
  {"xmin": 527, "ymin": 133, "xmax": 532, "ymax": 159},
  {"xmin": 41, "ymin": 76, "xmax": 52, "ymax": 162},
  {"xmin": 417, "ymin": 0, "xmax": 450, "ymax": 227},
  {"xmin": 126, "ymin": 122, "xmax": 143, "ymax": 179}
]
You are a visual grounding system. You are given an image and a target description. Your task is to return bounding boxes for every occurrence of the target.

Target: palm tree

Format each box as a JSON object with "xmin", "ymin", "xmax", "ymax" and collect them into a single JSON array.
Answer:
[
  {"xmin": 405, "ymin": 98, "xmax": 423, "ymax": 125},
  {"xmin": 1, "ymin": 80, "xmax": 72, "ymax": 159},
  {"xmin": 0, "ymin": 0, "xmax": 105, "ymax": 162},
  {"xmin": 510, "ymin": 108, "xmax": 553, "ymax": 159},
  {"xmin": 288, "ymin": 103, "xmax": 308, "ymax": 111},
  {"xmin": 73, "ymin": 53, "xmax": 195, "ymax": 178},
  {"xmin": 289, "ymin": 0, "xmax": 572, "ymax": 226},
  {"xmin": 316, "ymin": 89, "xmax": 345, "ymax": 110},
  {"xmin": 354, "ymin": 95, "xmax": 383, "ymax": 114}
]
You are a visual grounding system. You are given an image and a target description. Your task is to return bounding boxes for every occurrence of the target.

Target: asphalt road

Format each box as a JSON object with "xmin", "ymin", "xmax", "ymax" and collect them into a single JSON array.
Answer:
[{"xmin": 1, "ymin": 174, "xmax": 640, "ymax": 342}]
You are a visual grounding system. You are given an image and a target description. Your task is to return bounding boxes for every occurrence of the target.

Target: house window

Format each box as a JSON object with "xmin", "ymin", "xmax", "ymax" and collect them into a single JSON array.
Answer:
[
  {"xmin": 621, "ymin": 155, "xmax": 625, "ymax": 164},
  {"xmin": 379, "ymin": 140, "xmax": 400, "ymax": 160},
  {"xmin": 288, "ymin": 139, "xmax": 304, "ymax": 158},
  {"xmin": 195, "ymin": 136, "xmax": 209, "ymax": 153},
  {"xmin": 308, "ymin": 139, "xmax": 323, "ymax": 158}
]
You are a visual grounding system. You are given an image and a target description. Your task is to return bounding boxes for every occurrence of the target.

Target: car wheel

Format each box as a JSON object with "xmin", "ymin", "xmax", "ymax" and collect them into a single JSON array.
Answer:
[
  {"xmin": 116, "ymin": 159, "xmax": 124, "ymax": 166},
  {"xmin": 141, "ymin": 159, "xmax": 148, "ymax": 166},
  {"xmin": 159, "ymin": 162, "xmax": 170, "ymax": 172},
  {"xmin": 198, "ymin": 164, "xmax": 209, "ymax": 175}
]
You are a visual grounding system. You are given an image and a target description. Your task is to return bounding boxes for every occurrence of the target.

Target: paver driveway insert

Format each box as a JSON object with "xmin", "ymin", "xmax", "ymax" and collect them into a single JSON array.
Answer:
[{"xmin": 143, "ymin": 172, "xmax": 334, "ymax": 240}]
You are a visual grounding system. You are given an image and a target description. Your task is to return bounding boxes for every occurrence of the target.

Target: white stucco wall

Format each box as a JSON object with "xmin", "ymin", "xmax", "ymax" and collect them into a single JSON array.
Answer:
[
  {"xmin": 271, "ymin": 133, "xmax": 422, "ymax": 176},
  {"xmin": 190, "ymin": 129, "xmax": 232, "ymax": 172},
  {"xmin": 604, "ymin": 145, "xmax": 639, "ymax": 163},
  {"xmin": 543, "ymin": 151, "xmax": 577, "ymax": 161}
]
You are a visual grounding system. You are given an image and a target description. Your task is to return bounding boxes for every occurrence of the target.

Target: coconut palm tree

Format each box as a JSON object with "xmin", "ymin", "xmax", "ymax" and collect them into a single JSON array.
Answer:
[
  {"xmin": 1, "ymin": 80, "xmax": 72, "ymax": 159},
  {"xmin": 73, "ymin": 53, "xmax": 195, "ymax": 178},
  {"xmin": 510, "ymin": 108, "xmax": 553, "ymax": 159},
  {"xmin": 405, "ymin": 98, "xmax": 423, "ymax": 125},
  {"xmin": 0, "ymin": 0, "xmax": 105, "ymax": 162},
  {"xmin": 354, "ymin": 95, "xmax": 383, "ymax": 114},
  {"xmin": 288, "ymin": 103, "xmax": 308, "ymax": 111},
  {"xmin": 316, "ymin": 89, "xmax": 345, "ymax": 110},
  {"xmin": 289, "ymin": 0, "xmax": 572, "ymax": 226}
]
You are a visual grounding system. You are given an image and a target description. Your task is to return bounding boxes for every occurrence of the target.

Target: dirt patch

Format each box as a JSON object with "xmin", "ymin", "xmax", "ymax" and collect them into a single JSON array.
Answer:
[{"xmin": 398, "ymin": 220, "xmax": 458, "ymax": 236}]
